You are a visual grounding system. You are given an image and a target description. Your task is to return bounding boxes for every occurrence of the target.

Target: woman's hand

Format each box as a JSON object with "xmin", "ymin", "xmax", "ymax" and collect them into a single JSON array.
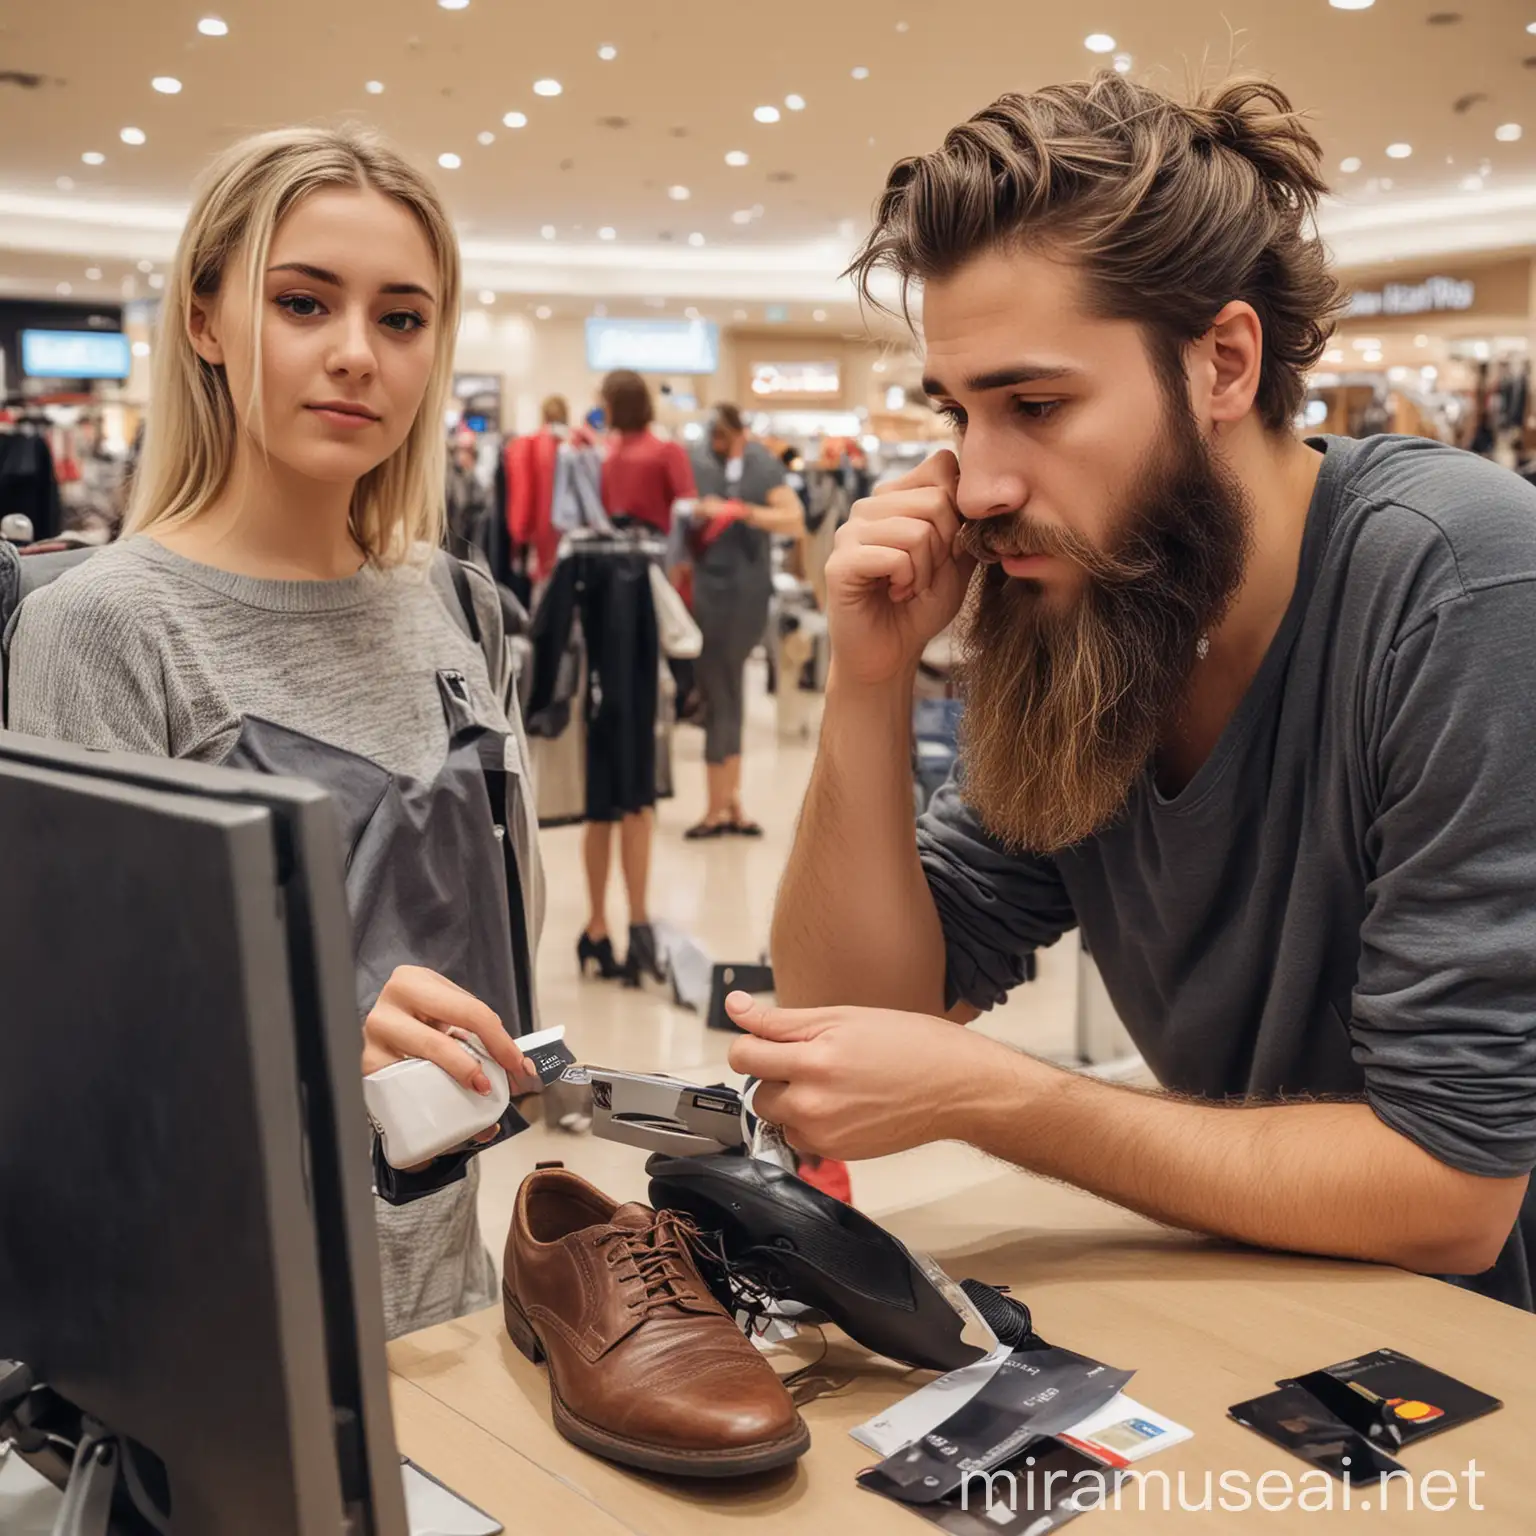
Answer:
[{"xmin": 362, "ymin": 965, "xmax": 540, "ymax": 1098}]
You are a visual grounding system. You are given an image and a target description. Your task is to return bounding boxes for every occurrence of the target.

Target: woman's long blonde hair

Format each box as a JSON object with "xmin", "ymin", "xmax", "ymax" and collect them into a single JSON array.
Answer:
[{"xmin": 125, "ymin": 125, "xmax": 460, "ymax": 565}]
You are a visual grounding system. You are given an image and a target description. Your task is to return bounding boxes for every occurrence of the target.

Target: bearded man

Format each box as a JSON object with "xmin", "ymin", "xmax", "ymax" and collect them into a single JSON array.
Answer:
[{"xmin": 735, "ymin": 73, "xmax": 1536, "ymax": 1306}]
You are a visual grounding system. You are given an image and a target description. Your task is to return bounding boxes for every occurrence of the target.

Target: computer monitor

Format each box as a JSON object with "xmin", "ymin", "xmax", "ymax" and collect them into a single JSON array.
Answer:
[{"xmin": 0, "ymin": 731, "xmax": 408, "ymax": 1535}]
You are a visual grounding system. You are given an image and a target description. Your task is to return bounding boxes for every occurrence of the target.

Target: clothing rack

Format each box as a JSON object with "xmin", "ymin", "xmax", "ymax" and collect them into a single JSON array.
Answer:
[{"xmin": 558, "ymin": 527, "xmax": 669, "ymax": 562}]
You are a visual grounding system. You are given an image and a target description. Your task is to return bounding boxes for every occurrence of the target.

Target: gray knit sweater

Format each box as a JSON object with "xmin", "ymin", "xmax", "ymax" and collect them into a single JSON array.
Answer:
[{"xmin": 7, "ymin": 535, "xmax": 513, "ymax": 1339}]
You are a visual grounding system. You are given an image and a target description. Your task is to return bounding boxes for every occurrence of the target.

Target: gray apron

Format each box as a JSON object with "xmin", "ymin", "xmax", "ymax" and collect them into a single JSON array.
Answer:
[{"xmin": 225, "ymin": 666, "xmax": 536, "ymax": 1201}]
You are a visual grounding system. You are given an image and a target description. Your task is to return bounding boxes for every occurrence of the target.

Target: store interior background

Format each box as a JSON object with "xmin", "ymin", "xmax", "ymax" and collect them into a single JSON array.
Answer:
[{"xmin": 7, "ymin": 0, "xmax": 1536, "ymax": 1223}]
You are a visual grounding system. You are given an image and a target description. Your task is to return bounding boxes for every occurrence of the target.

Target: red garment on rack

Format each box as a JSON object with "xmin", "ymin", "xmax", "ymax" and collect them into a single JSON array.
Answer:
[{"xmin": 504, "ymin": 429, "xmax": 562, "ymax": 583}]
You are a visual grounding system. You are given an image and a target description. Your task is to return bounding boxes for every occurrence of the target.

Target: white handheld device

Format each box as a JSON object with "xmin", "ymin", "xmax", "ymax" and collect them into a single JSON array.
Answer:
[{"xmin": 363, "ymin": 1032, "xmax": 509, "ymax": 1169}]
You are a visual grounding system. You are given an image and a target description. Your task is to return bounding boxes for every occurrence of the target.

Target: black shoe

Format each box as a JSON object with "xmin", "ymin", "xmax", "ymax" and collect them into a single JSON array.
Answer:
[
  {"xmin": 622, "ymin": 923, "xmax": 667, "ymax": 989},
  {"xmin": 577, "ymin": 931, "xmax": 622, "ymax": 980},
  {"xmin": 646, "ymin": 1152, "xmax": 1020, "ymax": 1372}
]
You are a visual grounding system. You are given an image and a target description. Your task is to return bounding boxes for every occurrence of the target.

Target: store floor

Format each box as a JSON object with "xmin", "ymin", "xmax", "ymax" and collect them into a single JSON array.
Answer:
[{"xmin": 475, "ymin": 663, "xmax": 1084, "ymax": 1267}]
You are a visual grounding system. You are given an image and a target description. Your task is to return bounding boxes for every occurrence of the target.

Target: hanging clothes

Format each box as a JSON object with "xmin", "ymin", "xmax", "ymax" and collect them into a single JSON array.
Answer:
[
  {"xmin": 504, "ymin": 425, "xmax": 565, "ymax": 583},
  {"xmin": 526, "ymin": 532, "xmax": 663, "ymax": 825},
  {"xmin": 0, "ymin": 426, "xmax": 63, "ymax": 542}
]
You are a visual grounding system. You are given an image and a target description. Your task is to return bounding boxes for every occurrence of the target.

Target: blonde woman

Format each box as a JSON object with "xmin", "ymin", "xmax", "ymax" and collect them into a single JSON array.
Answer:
[{"xmin": 6, "ymin": 127, "xmax": 541, "ymax": 1339}]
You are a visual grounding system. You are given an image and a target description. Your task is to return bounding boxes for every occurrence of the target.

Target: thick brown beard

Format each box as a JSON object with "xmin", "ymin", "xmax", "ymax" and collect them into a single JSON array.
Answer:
[{"xmin": 953, "ymin": 408, "xmax": 1252, "ymax": 854}]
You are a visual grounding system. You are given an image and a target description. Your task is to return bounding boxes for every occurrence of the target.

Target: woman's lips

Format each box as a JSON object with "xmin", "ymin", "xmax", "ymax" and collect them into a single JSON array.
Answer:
[{"xmin": 307, "ymin": 404, "xmax": 379, "ymax": 430}]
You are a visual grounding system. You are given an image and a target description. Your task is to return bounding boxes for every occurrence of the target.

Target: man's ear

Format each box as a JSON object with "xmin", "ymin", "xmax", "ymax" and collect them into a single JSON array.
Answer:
[
  {"xmin": 188, "ymin": 295, "xmax": 225, "ymax": 367},
  {"xmin": 1200, "ymin": 300, "xmax": 1263, "ymax": 428}
]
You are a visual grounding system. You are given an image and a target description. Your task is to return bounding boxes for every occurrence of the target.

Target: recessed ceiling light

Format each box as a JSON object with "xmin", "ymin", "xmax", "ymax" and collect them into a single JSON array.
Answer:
[
  {"xmin": 366, "ymin": 80, "xmax": 385, "ymax": 94},
  {"xmin": 1416, "ymin": 335, "xmax": 1430, "ymax": 346},
  {"xmin": 873, "ymin": 360, "xmax": 887, "ymax": 373},
  {"xmin": 732, "ymin": 209, "xmax": 753, "ymax": 225},
  {"xmin": 148, "ymin": 273, "xmax": 165, "ymax": 289},
  {"xmin": 725, "ymin": 150, "xmax": 749, "ymax": 167},
  {"xmin": 85, "ymin": 266, "xmax": 101, "ymax": 280},
  {"xmin": 896, "ymin": 20, "xmax": 909, "ymax": 31},
  {"xmin": 478, "ymin": 289, "xmax": 495, "ymax": 305},
  {"xmin": 685, "ymin": 306, "xmax": 701, "ymax": 320},
  {"xmin": 132, "ymin": 340, "xmax": 151, "ymax": 357},
  {"xmin": 813, "ymin": 309, "xmax": 827, "ymax": 322},
  {"xmin": 1380, "ymin": 176, "xmax": 1394, "ymax": 189},
  {"xmin": 1329, "ymin": 0, "xmax": 1375, "ymax": 8},
  {"xmin": 1339, "ymin": 156, "xmax": 1362, "ymax": 173},
  {"xmin": 198, "ymin": 16, "xmax": 228, "ymax": 36},
  {"xmin": 598, "ymin": 226, "xmax": 616, "ymax": 240},
  {"xmin": 55, "ymin": 176, "xmax": 74, "ymax": 191},
  {"xmin": 438, "ymin": 0, "xmax": 469, "ymax": 9},
  {"xmin": 56, "ymin": 282, "xmax": 72, "ymax": 296},
  {"xmin": 668, "ymin": 185, "xmax": 691, "ymax": 201},
  {"xmin": 533, "ymin": 79, "xmax": 562, "ymax": 97},
  {"xmin": 785, "ymin": 93, "xmax": 806, "ymax": 111},
  {"xmin": 81, "ymin": 151, "xmax": 105, "ymax": 165},
  {"xmin": 437, "ymin": 152, "xmax": 461, "ymax": 169},
  {"xmin": 152, "ymin": 76, "xmax": 182, "ymax": 94},
  {"xmin": 137, "ymin": 259, "xmax": 154, "ymax": 273},
  {"xmin": 1386, "ymin": 142, "xmax": 1412, "ymax": 159},
  {"xmin": 535, "ymin": 305, "xmax": 552, "ymax": 319},
  {"xmin": 688, "ymin": 232, "xmax": 706, "ymax": 247},
  {"xmin": 733, "ymin": 308, "xmax": 748, "ymax": 320},
  {"xmin": 1084, "ymin": 33, "xmax": 1116, "ymax": 52},
  {"xmin": 851, "ymin": 66, "xmax": 870, "ymax": 80},
  {"xmin": 1113, "ymin": 53, "xmax": 1133, "ymax": 72},
  {"xmin": 754, "ymin": 105, "xmax": 781, "ymax": 124},
  {"xmin": 1363, "ymin": 349, "xmax": 1383, "ymax": 362},
  {"xmin": 120, "ymin": 127, "xmax": 146, "ymax": 146},
  {"xmin": 477, "ymin": 131, "xmax": 495, "ymax": 146},
  {"xmin": 598, "ymin": 43, "xmax": 617, "ymax": 60},
  {"xmin": 540, "ymin": 224, "xmax": 556, "ymax": 238},
  {"xmin": 503, "ymin": 111, "xmax": 527, "ymax": 128},
  {"xmin": 1497, "ymin": 122, "xmax": 1524, "ymax": 142}
]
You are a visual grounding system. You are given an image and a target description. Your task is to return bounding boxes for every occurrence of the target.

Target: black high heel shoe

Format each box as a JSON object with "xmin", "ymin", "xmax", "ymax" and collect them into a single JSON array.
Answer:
[
  {"xmin": 621, "ymin": 923, "xmax": 667, "ymax": 989},
  {"xmin": 577, "ymin": 931, "xmax": 622, "ymax": 980}
]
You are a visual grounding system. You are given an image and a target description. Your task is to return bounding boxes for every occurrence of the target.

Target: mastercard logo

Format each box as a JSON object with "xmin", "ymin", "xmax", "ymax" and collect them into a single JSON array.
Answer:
[{"xmin": 1387, "ymin": 1397, "xmax": 1444, "ymax": 1423}]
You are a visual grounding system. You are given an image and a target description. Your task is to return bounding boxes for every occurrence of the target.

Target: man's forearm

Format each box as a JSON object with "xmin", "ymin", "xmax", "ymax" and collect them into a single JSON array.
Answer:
[
  {"xmin": 771, "ymin": 670, "xmax": 949, "ymax": 1010},
  {"xmin": 956, "ymin": 1045, "xmax": 1526, "ymax": 1276}
]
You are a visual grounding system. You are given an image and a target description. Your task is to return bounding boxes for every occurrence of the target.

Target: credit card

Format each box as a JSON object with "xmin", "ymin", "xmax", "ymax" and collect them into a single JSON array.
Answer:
[
  {"xmin": 1229, "ymin": 1385, "xmax": 1405, "ymax": 1484},
  {"xmin": 1295, "ymin": 1348, "xmax": 1502, "ymax": 1446},
  {"xmin": 517, "ymin": 1026, "xmax": 576, "ymax": 1088}
]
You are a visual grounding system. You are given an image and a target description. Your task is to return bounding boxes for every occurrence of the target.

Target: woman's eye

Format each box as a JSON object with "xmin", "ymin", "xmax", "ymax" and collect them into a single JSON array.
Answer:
[
  {"xmin": 1014, "ymin": 398, "xmax": 1061, "ymax": 422},
  {"xmin": 276, "ymin": 294, "xmax": 324, "ymax": 318},
  {"xmin": 381, "ymin": 310, "xmax": 427, "ymax": 334}
]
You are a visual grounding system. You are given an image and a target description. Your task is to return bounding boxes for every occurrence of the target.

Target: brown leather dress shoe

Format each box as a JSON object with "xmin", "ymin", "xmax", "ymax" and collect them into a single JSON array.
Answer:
[{"xmin": 503, "ymin": 1165, "xmax": 810, "ymax": 1477}]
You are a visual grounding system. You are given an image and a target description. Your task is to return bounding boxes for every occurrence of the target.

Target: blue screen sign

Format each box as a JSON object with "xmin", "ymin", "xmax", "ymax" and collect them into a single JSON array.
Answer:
[
  {"xmin": 585, "ymin": 317, "xmax": 720, "ymax": 375},
  {"xmin": 21, "ymin": 329, "xmax": 132, "ymax": 381}
]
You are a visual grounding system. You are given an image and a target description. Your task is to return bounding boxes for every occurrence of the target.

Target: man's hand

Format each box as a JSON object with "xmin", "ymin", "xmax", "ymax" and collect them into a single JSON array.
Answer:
[
  {"xmin": 362, "ymin": 965, "xmax": 540, "ymax": 1099},
  {"xmin": 824, "ymin": 449, "xmax": 976, "ymax": 689},
  {"xmin": 724, "ymin": 991, "xmax": 1010, "ymax": 1159}
]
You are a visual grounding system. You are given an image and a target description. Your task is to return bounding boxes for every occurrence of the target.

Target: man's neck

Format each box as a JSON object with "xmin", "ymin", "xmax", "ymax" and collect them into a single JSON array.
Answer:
[
  {"xmin": 150, "ymin": 442, "xmax": 365, "ymax": 581},
  {"xmin": 1156, "ymin": 425, "xmax": 1322, "ymax": 793}
]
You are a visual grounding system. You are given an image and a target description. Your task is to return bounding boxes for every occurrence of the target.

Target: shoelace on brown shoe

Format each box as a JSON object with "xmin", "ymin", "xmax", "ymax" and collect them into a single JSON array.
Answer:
[{"xmin": 597, "ymin": 1212, "xmax": 705, "ymax": 1319}]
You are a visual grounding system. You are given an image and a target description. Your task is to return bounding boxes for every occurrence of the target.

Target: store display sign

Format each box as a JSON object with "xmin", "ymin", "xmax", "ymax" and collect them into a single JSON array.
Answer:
[
  {"xmin": 21, "ymin": 329, "xmax": 131, "ymax": 380},
  {"xmin": 1347, "ymin": 277, "xmax": 1475, "ymax": 318},
  {"xmin": 750, "ymin": 360, "xmax": 841, "ymax": 397},
  {"xmin": 585, "ymin": 317, "xmax": 719, "ymax": 374}
]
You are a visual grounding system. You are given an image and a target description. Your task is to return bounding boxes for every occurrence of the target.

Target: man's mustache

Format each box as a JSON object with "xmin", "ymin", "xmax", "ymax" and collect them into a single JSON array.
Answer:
[{"xmin": 955, "ymin": 511, "xmax": 1156, "ymax": 584}]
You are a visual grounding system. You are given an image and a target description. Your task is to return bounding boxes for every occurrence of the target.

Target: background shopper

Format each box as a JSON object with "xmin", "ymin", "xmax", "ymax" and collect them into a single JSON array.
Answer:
[{"xmin": 685, "ymin": 404, "xmax": 804, "ymax": 838}]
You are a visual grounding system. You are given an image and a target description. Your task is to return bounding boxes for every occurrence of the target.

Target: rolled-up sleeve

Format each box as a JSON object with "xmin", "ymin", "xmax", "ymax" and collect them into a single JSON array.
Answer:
[
  {"xmin": 1353, "ymin": 578, "xmax": 1536, "ymax": 1178},
  {"xmin": 916, "ymin": 773, "xmax": 1077, "ymax": 1012}
]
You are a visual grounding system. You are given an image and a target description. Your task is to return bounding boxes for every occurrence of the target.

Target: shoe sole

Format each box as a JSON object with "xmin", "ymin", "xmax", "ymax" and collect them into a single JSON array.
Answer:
[{"xmin": 502, "ymin": 1284, "xmax": 811, "ymax": 1479}]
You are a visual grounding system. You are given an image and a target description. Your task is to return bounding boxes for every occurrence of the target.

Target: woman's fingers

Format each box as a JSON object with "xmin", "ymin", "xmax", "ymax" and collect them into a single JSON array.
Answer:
[
  {"xmin": 364, "ymin": 1000, "xmax": 495, "ymax": 1095},
  {"xmin": 380, "ymin": 966, "xmax": 530, "ymax": 1080}
]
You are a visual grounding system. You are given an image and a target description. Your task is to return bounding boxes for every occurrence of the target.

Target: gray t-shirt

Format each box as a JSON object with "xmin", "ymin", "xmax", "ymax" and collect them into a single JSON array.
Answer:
[
  {"xmin": 919, "ymin": 435, "xmax": 1536, "ymax": 1307},
  {"xmin": 688, "ymin": 440, "xmax": 787, "ymax": 616},
  {"xmin": 6, "ymin": 536, "xmax": 515, "ymax": 1339}
]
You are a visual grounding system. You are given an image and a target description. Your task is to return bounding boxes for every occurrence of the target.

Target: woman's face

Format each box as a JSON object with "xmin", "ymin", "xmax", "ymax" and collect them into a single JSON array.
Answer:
[{"xmin": 190, "ymin": 185, "xmax": 441, "ymax": 486}]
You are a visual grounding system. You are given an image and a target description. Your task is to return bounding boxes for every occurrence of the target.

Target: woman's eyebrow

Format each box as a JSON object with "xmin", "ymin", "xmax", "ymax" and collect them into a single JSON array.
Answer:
[{"xmin": 267, "ymin": 262, "xmax": 436, "ymax": 304}]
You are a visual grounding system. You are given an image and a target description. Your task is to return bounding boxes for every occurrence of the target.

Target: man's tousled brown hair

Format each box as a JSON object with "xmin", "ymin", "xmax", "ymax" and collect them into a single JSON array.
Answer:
[{"xmin": 849, "ymin": 73, "xmax": 1344, "ymax": 430}]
